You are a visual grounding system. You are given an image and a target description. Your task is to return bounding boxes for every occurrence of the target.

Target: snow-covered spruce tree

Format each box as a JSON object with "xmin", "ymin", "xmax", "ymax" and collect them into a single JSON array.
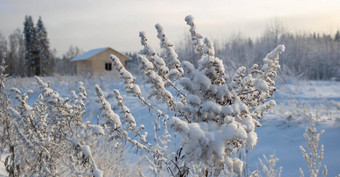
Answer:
[
  {"xmin": 23, "ymin": 15, "xmax": 39, "ymax": 76},
  {"xmin": 109, "ymin": 15, "xmax": 285, "ymax": 176}
]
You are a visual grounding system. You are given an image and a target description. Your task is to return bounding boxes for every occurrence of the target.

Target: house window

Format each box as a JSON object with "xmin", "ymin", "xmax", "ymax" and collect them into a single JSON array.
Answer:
[{"xmin": 105, "ymin": 63, "xmax": 112, "ymax": 71}]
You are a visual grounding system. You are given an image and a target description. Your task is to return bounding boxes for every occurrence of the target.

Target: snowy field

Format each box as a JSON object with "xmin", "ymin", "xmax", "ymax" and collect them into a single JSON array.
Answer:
[
  {"xmin": 1, "ymin": 76, "xmax": 340, "ymax": 176},
  {"xmin": 249, "ymin": 80, "xmax": 340, "ymax": 176}
]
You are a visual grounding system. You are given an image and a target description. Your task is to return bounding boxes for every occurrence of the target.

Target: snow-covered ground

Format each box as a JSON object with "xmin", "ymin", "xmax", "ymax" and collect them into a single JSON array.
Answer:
[
  {"xmin": 1, "ymin": 76, "xmax": 340, "ymax": 176},
  {"xmin": 249, "ymin": 80, "xmax": 340, "ymax": 176}
]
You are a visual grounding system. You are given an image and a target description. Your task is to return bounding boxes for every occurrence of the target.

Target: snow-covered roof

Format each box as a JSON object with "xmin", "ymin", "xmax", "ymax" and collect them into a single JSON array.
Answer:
[{"xmin": 71, "ymin": 47, "xmax": 109, "ymax": 62}]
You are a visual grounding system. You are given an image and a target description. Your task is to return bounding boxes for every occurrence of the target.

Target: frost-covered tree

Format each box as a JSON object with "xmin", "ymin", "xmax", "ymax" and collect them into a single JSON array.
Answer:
[
  {"xmin": 0, "ymin": 33, "xmax": 7, "ymax": 64},
  {"xmin": 7, "ymin": 28, "xmax": 25, "ymax": 76},
  {"xmin": 36, "ymin": 17, "xmax": 53, "ymax": 75},
  {"xmin": 54, "ymin": 45, "xmax": 81, "ymax": 75}
]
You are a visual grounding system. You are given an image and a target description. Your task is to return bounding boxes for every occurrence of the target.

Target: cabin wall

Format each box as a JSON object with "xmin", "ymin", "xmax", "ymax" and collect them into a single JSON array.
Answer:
[
  {"xmin": 75, "ymin": 48, "xmax": 130, "ymax": 77},
  {"xmin": 76, "ymin": 61, "xmax": 92, "ymax": 76}
]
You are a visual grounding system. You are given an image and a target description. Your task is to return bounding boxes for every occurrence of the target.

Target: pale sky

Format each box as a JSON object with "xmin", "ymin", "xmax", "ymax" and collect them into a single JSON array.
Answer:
[{"xmin": 1, "ymin": 0, "xmax": 340, "ymax": 56}]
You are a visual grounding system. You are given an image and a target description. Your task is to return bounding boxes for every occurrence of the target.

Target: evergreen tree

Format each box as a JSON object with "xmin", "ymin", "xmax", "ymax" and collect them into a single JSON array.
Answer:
[
  {"xmin": 36, "ymin": 16, "xmax": 53, "ymax": 75},
  {"xmin": 23, "ymin": 15, "xmax": 39, "ymax": 76},
  {"xmin": 335, "ymin": 30, "xmax": 340, "ymax": 41}
]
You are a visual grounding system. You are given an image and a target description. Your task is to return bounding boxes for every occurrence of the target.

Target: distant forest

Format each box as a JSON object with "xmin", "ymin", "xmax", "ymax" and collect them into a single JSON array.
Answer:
[
  {"xmin": 126, "ymin": 26, "xmax": 340, "ymax": 81},
  {"xmin": 1, "ymin": 16, "xmax": 339, "ymax": 80},
  {"xmin": 175, "ymin": 27, "xmax": 340, "ymax": 81}
]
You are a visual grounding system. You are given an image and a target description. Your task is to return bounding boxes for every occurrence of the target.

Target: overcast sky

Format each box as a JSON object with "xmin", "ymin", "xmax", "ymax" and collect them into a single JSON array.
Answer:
[{"xmin": 1, "ymin": 0, "xmax": 340, "ymax": 56}]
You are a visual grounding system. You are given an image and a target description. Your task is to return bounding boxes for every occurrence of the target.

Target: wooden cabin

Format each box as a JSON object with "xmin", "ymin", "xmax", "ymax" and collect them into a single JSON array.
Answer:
[{"xmin": 71, "ymin": 47, "xmax": 129, "ymax": 76}]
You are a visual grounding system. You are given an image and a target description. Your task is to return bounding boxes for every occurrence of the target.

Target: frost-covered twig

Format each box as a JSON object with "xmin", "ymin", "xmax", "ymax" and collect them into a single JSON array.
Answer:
[
  {"xmin": 258, "ymin": 154, "xmax": 282, "ymax": 177},
  {"xmin": 138, "ymin": 32, "xmax": 186, "ymax": 101},
  {"xmin": 67, "ymin": 139, "xmax": 103, "ymax": 177},
  {"xmin": 113, "ymin": 89, "xmax": 137, "ymax": 131},
  {"xmin": 299, "ymin": 118, "xmax": 327, "ymax": 177},
  {"xmin": 95, "ymin": 85, "xmax": 151, "ymax": 151},
  {"xmin": 155, "ymin": 23, "xmax": 184, "ymax": 80},
  {"xmin": 139, "ymin": 32, "xmax": 169, "ymax": 78},
  {"xmin": 113, "ymin": 89, "xmax": 153, "ymax": 147},
  {"xmin": 110, "ymin": 54, "xmax": 170, "ymax": 119},
  {"xmin": 185, "ymin": 15, "xmax": 204, "ymax": 54},
  {"xmin": 95, "ymin": 85, "xmax": 121, "ymax": 131}
]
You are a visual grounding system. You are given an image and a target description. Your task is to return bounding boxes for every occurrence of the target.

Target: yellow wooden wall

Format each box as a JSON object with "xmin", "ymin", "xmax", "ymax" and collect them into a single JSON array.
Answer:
[{"xmin": 75, "ymin": 48, "xmax": 129, "ymax": 77}]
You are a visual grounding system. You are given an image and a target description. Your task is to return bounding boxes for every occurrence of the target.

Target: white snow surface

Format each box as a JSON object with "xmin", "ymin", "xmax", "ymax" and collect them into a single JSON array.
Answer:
[{"xmin": 2, "ymin": 76, "xmax": 340, "ymax": 176}]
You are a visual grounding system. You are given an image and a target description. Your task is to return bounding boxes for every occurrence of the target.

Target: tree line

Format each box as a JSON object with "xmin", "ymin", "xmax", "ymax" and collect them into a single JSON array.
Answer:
[
  {"xmin": 0, "ymin": 16, "xmax": 339, "ymax": 80},
  {"xmin": 176, "ymin": 26, "xmax": 340, "ymax": 81},
  {"xmin": 0, "ymin": 16, "xmax": 80, "ymax": 77}
]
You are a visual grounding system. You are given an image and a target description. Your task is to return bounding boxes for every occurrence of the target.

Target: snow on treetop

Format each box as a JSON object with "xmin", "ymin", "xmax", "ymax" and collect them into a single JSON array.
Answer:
[{"xmin": 70, "ymin": 47, "xmax": 109, "ymax": 61}]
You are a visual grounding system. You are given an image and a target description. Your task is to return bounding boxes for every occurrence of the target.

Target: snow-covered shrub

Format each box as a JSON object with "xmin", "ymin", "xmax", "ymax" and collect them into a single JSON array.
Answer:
[
  {"xmin": 110, "ymin": 15, "xmax": 285, "ymax": 176},
  {"xmin": 0, "ymin": 56, "xmax": 104, "ymax": 177},
  {"xmin": 299, "ymin": 118, "xmax": 327, "ymax": 177},
  {"xmin": 6, "ymin": 77, "xmax": 102, "ymax": 176},
  {"xmin": 0, "ymin": 54, "xmax": 16, "ymax": 175}
]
